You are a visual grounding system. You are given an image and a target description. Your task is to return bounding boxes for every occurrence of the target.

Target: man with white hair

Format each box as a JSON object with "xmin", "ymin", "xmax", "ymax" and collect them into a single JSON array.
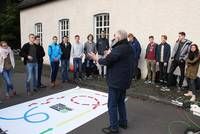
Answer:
[{"xmin": 89, "ymin": 30, "xmax": 134, "ymax": 134}]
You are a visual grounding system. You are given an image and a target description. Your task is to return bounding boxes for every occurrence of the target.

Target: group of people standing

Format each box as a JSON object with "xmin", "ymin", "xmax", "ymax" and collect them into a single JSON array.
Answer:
[
  {"xmin": 143, "ymin": 32, "xmax": 200, "ymax": 102},
  {"xmin": 0, "ymin": 29, "xmax": 200, "ymax": 134},
  {"xmin": 47, "ymin": 31, "xmax": 109, "ymax": 88},
  {"xmin": 0, "ymin": 31, "xmax": 110, "ymax": 98}
]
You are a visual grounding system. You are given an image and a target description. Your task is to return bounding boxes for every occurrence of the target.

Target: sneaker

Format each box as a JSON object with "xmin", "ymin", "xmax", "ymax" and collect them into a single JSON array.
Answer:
[
  {"xmin": 33, "ymin": 89, "xmax": 38, "ymax": 92},
  {"xmin": 27, "ymin": 91, "xmax": 31, "ymax": 96},
  {"xmin": 156, "ymin": 84, "xmax": 160, "ymax": 88},
  {"xmin": 160, "ymin": 87, "xmax": 166, "ymax": 92},
  {"xmin": 51, "ymin": 82, "xmax": 55, "ymax": 87},
  {"xmin": 102, "ymin": 127, "xmax": 119, "ymax": 134},
  {"xmin": 40, "ymin": 84, "xmax": 47, "ymax": 88},
  {"xmin": 12, "ymin": 90, "xmax": 17, "ymax": 96},
  {"xmin": 119, "ymin": 124, "xmax": 128, "ymax": 129},
  {"xmin": 184, "ymin": 92, "xmax": 192, "ymax": 97},
  {"xmin": 190, "ymin": 95, "xmax": 196, "ymax": 102},
  {"xmin": 144, "ymin": 81, "xmax": 148, "ymax": 84},
  {"xmin": 151, "ymin": 81, "xmax": 155, "ymax": 85},
  {"xmin": 5, "ymin": 94, "xmax": 10, "ymax": 100},
  {"xmin": 176, "ymin": 86, "xmax": 180, "ymax": 92},
  {"xmin": 148, "ymin": 81, "xmax": 152, "ymax": 84},
  {"xmin": 165, "ymin": 88, "xmax": 171, "ymax": 92}
]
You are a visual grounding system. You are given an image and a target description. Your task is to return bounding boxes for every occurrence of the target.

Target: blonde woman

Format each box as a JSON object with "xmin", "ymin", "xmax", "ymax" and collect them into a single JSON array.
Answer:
[{"xmin": 0, "ymin": 41, "xmax": 16, "ymax": 99}]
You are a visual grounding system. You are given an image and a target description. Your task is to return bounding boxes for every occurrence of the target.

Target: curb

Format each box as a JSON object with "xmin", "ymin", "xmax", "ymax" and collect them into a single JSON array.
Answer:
[{"xmin": 78, "ymin": 81, "xmax": 175, "ymax": 107}]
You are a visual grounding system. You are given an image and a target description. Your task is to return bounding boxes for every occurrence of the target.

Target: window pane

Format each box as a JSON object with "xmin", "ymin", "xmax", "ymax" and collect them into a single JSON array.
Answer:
[
  {"xmin": 35, "ymin": 23, "xmax": 43, "ymax": 45},
  {"xmin": 95, "ymin": 14, "xmax": 110, "ymax": 40}
]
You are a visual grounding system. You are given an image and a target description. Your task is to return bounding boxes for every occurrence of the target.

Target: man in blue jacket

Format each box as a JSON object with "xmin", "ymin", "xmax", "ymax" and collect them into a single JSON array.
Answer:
[
  {"xmin": 128, "ymin": 33, "xmax": 141, "ymax": 80},
  {"xmin": 156, "ymin": 35, "xmax": 171, "ymax": 90},
  {"xmin": 48, "ymin": 36, "xmax": 62, "ymax": 87},
  {"xmin": 89, "ymin": 30, "xmax": 134, "ymax": 134}
]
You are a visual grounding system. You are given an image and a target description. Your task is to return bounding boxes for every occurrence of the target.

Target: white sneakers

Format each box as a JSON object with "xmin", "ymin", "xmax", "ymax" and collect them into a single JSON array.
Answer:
[
  {"xmin": 184, "ymin": 91, "xmax": 193, "ymax": 97},
  {"xmin": 160, "ymin": 86, "xmax": 171, "ymax": 92},
  {"xmin": 190, "ymin": 95, "xmax": 196, "ymax": 102},
  {"xmin": 184, "ymin": 91, "xmax": 196, "ymax": 102}
]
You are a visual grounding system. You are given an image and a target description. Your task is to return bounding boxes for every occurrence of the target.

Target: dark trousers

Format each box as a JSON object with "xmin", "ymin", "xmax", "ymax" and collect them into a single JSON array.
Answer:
[
  {"xmin": 133, "ymin": 59, "xmax": 139, "ymax": 79},
  {"xmin": 85, "ymin": 59, "xmax": 94, "ymax": 77},
  {"xmin": 187, "ymin": 78, "xmax": 196, "ymax": 95},
  {"xmin": 38, "ymin": 62, "xmax": 43, "ymax": 87},
  {"xmin": 159, "ymin": 62, "xmax": 168, "ymax": 85},
  {"xmin": 168, "ymin": 60, "xmax": 185, "ymax": 87},
  {"xmin": 73, "ymin": 58, "xmax": 82, "ymax": 79},
  {"xmin": 61, "ymin": 59, "xmax": 69, "ymax": 81},
  {"xmin": 108, "ymin": 87, "xmax": 127, "ymax": 129},
  {"xmin": 50, "ymin": 61, "xmax": 59, "ymax": 83}
]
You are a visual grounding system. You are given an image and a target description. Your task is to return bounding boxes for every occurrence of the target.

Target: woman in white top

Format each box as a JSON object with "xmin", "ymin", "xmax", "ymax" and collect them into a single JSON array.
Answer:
[{"xmin": 0, "ymin": 41, "xmax": 16, "ymax": 99}]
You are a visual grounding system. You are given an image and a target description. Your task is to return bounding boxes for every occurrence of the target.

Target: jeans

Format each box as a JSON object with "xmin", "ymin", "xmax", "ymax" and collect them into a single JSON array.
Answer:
[
  {"xmin": 187, "ymin": 78, "xmax": 196, "ymax": 95},
  {"xmin": 26, "ymin": 63, "xmax": 38, "ymax": 91},
  {"xmin": 61, "ymin": 59, "xmax": 69, "ymax": 81},
  {"xmin": 168, "ymin": 60, "xmax": 185, "ymax": 87},
  {"xmin": 98, "ymin": 55, "xmax": 106, "ymax": 77},
  {"xmin": 146, "ymin": 59, "xmax": 156, "ymax": 81},
  {"xmin": 38, "ymin": 62, "xmax": 43, "ymax": 87},
  {"xmin": 50, "ymin": 61, "xmax": 59, "ymax": 83},
  {"xmin": 73, "ymin": 58, "xmax": 82, "ymax": 79},
  {"xmin": 108, "ymin": 87, "xmax": 127, "ymax": 129},
  {"xmin": 2, "ymin": 69, "xmax": 14, "ymax": 93},
  {"xmin": 85, "ymin": 59, "xmax": 94, "ymax": 77},
  {"xmin": 159, "ymin": 62, "xmax": 168, "ymax": 85}
]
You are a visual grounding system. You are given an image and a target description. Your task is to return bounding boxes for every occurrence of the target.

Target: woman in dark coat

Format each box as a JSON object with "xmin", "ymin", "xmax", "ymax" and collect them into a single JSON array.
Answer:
[{"xmin": 184, "ymin": 44, "xmax": 200, "ymax": 102}]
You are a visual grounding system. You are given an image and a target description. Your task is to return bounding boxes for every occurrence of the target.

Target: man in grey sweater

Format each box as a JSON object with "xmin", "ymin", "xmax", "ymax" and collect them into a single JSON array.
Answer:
[{"xmin": 71, "ymin": 35, "xmax": 84, "ymax": 81}]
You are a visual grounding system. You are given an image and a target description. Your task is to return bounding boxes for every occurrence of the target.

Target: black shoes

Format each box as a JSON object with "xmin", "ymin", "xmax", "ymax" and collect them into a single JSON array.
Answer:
[
  {"xmin": 37, "ymin": 84, "xmax": 47, "ymax": 88},
  {"xmin": 102, "ymin": 127, "xmax": 119, "ymax": 134},
  {"xmin": 33, "ymin": 89, "xmax": 38, "ymax": 92},
  {"xmin": 119, "ymin": 124, "xmax": 128, "ymax": 129}
]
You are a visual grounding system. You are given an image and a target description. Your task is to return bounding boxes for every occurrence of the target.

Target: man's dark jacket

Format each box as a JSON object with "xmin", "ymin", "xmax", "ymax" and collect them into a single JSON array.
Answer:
[
  {"xmin": 129, "ymin": 38, "xmax": 141, "ymax": 60},
  {"xmin": 96, "ymin": 38, "xmax": 109, "ymax": 55},
  {"xmin": 37, "ymin": 45, "xmax": 45, "ymax": 63},
  {"xmin": 98, "ymin": 39, "xmax": 134, "ymax": 90},
  {"xmin": 156, "ymin": 43, "xmax": 171, "ymax": 62},
  {"xmin": 19, "ymin": 43, "xmax": 41, "ymax": 65},
  {"xmin": 60, "ymin": 42, "xmax": 71, "ymax": 60}
]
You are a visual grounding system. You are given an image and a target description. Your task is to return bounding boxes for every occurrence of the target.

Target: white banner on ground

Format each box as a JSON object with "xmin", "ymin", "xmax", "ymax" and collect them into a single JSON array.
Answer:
[{"xmin": 0, "ymin": 87, "xmax": 108, "ymax": 134}]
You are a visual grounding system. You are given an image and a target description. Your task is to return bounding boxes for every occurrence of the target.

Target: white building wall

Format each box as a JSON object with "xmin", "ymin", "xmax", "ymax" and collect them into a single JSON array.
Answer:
[{"xmin": 20, "ymin": 0, "xmax": 200, "ymax": 78}]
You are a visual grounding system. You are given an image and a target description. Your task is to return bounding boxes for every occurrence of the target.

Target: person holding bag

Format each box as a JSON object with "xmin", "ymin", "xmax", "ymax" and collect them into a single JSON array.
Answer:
[{"xmin": 0, "ymin": 41, "xmax": 16, "ymax": 99}]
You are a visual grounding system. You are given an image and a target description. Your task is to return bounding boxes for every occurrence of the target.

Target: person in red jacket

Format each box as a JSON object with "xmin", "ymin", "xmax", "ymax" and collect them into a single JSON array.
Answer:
[{"xmin": 144, "ymin": 36, "xmax": 158, "ymax": 84}]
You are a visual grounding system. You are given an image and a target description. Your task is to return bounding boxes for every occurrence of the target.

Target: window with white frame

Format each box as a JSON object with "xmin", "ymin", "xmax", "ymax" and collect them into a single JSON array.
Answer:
[
  {"xmin": 94, "ymin": 13, "xmax": 110, "ymax": 41},
  {"xmin": 59, "ymin": 19, "xmax": 69, "ymax": 41},
  {"xmin": 35, "ymin": 23, "xmax": 43, "ymax": 45}
]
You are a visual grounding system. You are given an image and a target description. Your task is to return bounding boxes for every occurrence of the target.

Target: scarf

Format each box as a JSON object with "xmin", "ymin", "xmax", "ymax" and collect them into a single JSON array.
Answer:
[
  {"xmin": 0, "ymin": 47, "xmax": 11, "ymax": 59},
  {"xmin": 188, "ymin": 51, "xmax": 198, "ymax": 60}
]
